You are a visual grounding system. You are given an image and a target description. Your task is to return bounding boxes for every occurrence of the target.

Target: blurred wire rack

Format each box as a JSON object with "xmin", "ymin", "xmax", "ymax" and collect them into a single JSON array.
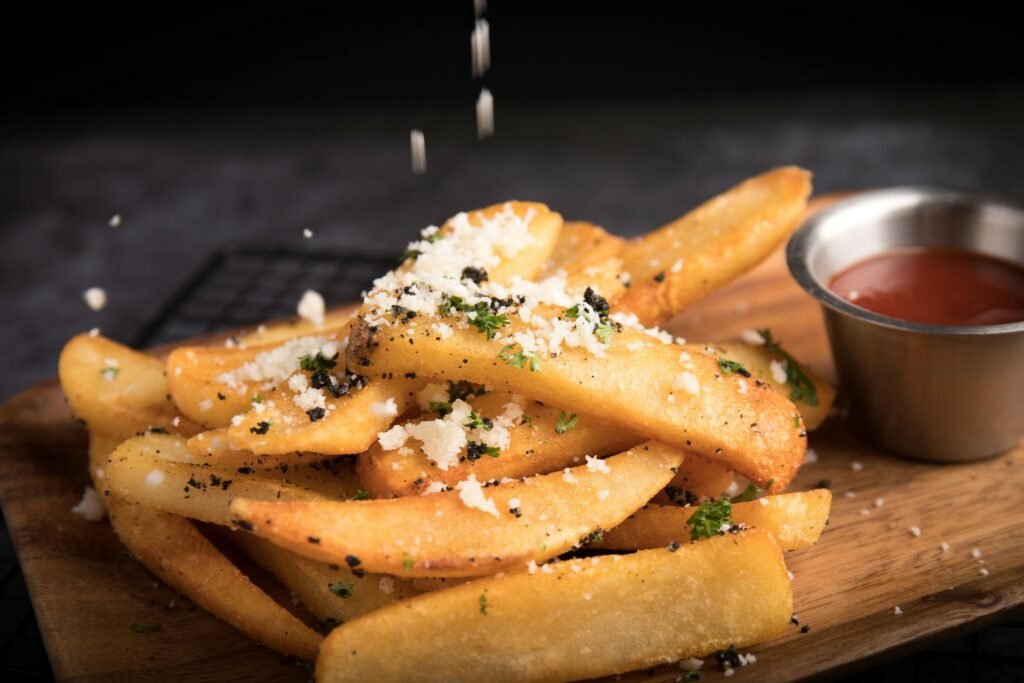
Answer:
[{"xmin": 2, "ymin": 244, "xmax": 1022, "ymax": 682}]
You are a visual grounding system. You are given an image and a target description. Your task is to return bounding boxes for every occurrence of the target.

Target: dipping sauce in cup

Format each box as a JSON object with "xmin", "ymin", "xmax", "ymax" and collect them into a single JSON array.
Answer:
[
  {"xmin": 829, "ymin": 247, "xmax": 1024, "ymax": 327},
  {"xmin": 787, "ymin": 188, "xmax": 1024, "ymax": 462}
]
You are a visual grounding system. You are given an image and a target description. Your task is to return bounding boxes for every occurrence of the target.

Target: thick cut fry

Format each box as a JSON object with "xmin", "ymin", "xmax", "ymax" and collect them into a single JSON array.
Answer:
[
  {"xmin": 357, "ymin": 391, "xmax": 641, "ymax": 498},
  {"xmin": 540, "ymin": 221, "xmax": 625, "ymax": 277},
  {"xmin": 227, "ymin": 376, "xmax": 420, "ymax": 456},
  {"xmin": 167, "ymin": 326, "xmax": 350, "ymax": 429},
  {"xmin": 58, "ymin": 334, "xmax": 201, "ymax": 440},
  {"xmin": 713, "ymin": 341, "xmax": 836, "ymax": 430},
  {"xmin": 349, "ymin": 316, "xmax": 805, "ymax": 491},
  {"xmin": 107, "ymin": 502, "xmax": 321, "ymax": 661},
  {"xmin": 604, "ymin": 489, "xmax": 832, "ymax": 552},
  {"xmin": 105, "ymin": 434, "xmax": 334, "ymax": 526},
  {"xmin": 186, "ymin": 428, "xmax": 336, "ymax": 469},
  {"xmin": 238, "ymin": 305, "xmax": 358, "ymax": 347},
  {"xmin": 653, "ymin": 454, "xmax": 735, "ymax": 502},
  {"xmin": 316, "ymin": 530, "xmax": 791, "ymax": 683},
  {"xmin": 228, "ymin": 532, "xmax": 420, "ymax": 626},
  {"xmin": 231, "ymin": 442, "xmax": 683, "ymax": 577},
  {"xmin": 618, "ymin": 167, "xmax": 812, "ymax": 325}
]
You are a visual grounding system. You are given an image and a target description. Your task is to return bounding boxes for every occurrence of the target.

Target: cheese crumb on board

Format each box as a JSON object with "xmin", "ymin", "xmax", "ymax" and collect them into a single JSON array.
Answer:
[{"xmin": 71, "ymin": 486, "xmax": 106, "ymax": 521}]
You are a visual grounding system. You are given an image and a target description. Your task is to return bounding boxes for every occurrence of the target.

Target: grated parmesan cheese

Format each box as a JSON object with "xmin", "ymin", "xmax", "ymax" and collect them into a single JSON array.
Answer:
[
  {"xmin": 585, "ymin": 455, "xmax": 611, "ymax": 473},
  {"xmin": 770, "ymin": 359, "xmax": 788, "ymax": 384},
  {"xmin": 371, "ymin": 398, "xmax": 399, "ymax": 419},
  {"xmin": 673, "ymin": 371, "xmax": 701, "ymax": 396},
  {"xmin": 71, "ymin": 486, "xmax": 106, "ymax": 521},
  {"xmin": 455, "ymin": 474, "xmax": 499, "ymax": 517}
]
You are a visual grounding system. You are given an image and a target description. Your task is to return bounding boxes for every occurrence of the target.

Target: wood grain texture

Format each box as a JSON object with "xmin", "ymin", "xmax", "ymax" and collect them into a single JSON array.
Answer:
[{"xmin": 2, "ymin": 194, "xmax": 1022, "ymax": 682}]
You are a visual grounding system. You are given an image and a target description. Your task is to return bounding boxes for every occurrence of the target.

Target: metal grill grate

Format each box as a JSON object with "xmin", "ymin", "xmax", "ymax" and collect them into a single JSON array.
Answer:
[{"xmin": 2, "ymin": 244, "xmax": 1022, "ymax": 682}]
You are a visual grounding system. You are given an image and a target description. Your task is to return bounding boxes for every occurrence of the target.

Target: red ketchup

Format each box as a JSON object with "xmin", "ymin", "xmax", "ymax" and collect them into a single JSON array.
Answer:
[{"xmin": 829, "ymin": 247, "xmax": 1024, "ymax": 326}]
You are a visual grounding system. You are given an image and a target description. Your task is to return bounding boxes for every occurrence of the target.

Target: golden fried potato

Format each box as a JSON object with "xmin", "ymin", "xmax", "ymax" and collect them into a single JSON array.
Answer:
[
  {"xmin": 104, "ymin": 434, "xmax": 332, "ymax": 526},
  {"xmin": 238, "ymin": 305, "xmax": 359, "ymax": 347},
  {"xmin": 540, "ymin": 220, "xmax": 625, "ymax": 277},
  {"xmin": 713, "ymin": 339, "xmax": 836, "ymax": 430},
  {"xmin": 617, "ymin": 167, "xmax": 812, "ymax": 325},
  {"xmin": 107, "ymin": 501, "xmax": 321, "ymax": 661},
  {"xmin": 316, "ymin": 529, "xmax": 791, "ymax": 683},
  {"xmin": 58, "ymin": 333, "xmax": 201, "ymax": 440},
  {"xmin": 230, "ymin": 442, "xmax": 683, "ymax": 578},
  {"xmin": 357, "ymin": 391, "xmax": 640, "ymax": 498},
  {"xmin": 348, "ymin": 315, "xmax": 805, "ymax": 491},
  {"xmin": 652, "ymin": 454, "xmax": 735, "ymax": 502},
  {"xmin": 166, "ymin": 326, "xmax": 350, "ymax": 429},
  {"xmin": 228, "ymin": 532, "xmax": 421, "ymax": 626},
  {"xmin": 185, "ymin": 428, "xmax": 336, "ymax": 469},
  {"xmin": 603, "ymin": 489, "xmax": 832, "ymax": 552},
  {"xmin": 227, "ymin": 376, "xmax": 421, "ymax": 456}
]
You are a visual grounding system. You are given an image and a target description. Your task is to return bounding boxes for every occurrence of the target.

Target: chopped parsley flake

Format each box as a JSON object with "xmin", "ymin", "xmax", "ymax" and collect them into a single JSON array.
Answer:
[
  {"xmin": 499, "ymin": 344, "xmax": 540, "ymax": 372},
  {"xmin": 465, "ymin": 411, "xmax": 493, "ymax": 431},
  {"xmin": 252, "ymin": 395, "xmax": 263, "ymax": 404},
  {"xmin": 686, "ymin": 672, "xmax": 703, "ymax": 681},
  {"xmin": 728, "ymin": 479, "xmax": 773, "ymax": 503},
  {"xmin": 718, "ymin": 358, "xmax": 751, "ymax": 377},
  {"xmin": 687, "ymin": 498, "xmax": 733, "ymax": 541},
  {"xmin": 130, "ymin": 623, "xmax": 162, "ymax": 633},
  {"xmin": 554, "ymin": 411, "xmax": 578, "ymax": 434},
  {"xmin": 299, "ymin": 351, "xmax": 338, "ymax": 373},
  {"xmin": 439, "ymin": 295, "xmax": 510, "ymax": 339},
  {"xmin": 402, "ymin": 557, "xmax": 415, "ymax": 572},
  {"xmin": 351, "ymin": 489, "xmax": 371, "ymax": 500},
  {"xmin": 479, "ymin": 593, "xmax": 489, "ymax": 615},
  {"xmin": 328, "ymin": 582, "xmax": 354, "ymax": 599},
  {"xmin": 758, "ymin": 329, "xmax": 820, "ymax": 406},
  {"xmin": 100, "ymin": 365, "xmax": 120, "ymax": 380}
]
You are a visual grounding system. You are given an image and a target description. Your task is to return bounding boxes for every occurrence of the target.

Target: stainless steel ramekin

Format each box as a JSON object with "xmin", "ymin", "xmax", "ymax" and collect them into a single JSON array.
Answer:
[{"xmin": 787, "ymin": 187, "xmax": 1024, "ymax": 462}]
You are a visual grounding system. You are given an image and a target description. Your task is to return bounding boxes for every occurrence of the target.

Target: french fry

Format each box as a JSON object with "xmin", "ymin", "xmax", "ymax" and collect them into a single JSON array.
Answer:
[
  {"xmin": 316, "ymin": 529, "xmax": 791, "ymax": 683},
  {"xmin": 713, "ymin": 340, "xmax": 836, "ymax": 430},
  {"xmin": 230, "ymin": 442, "xmax": 683, "ymax": 578},
  {"xmin": 357, "ymin": 391, "xmax": 640, "ymax": 498},
  {"xmin": 238, "ymin": 305, "xmax": 359, "ymax": 347},
  {"xmin": 348, "ymin": 316, "xmax": 805, "ymax": 491},
  {"xmin": 227, "ymin": 532, "xmax": 421, "ymax": 626},
  {"xmin": 58, "ymin": 333, "xmax": 201, "ymax": 440},
  {"xmin": 166, "ymin": 326, "xmax": 350, "ymax": 429},
  {"xmin": 603, "ymin": 489, "xmax": 832, "ymax": 552},
  {"xmin": 186, "ymin": 428, "xmax": 335, "ymax": 470},
  {"xmin": 107, "ymin": 501, "xmax": 321, "ymax": 661},
  {"xmin": 617, "ymin": 167, "xmax": 812, "ymax": 325},
  {"xmin": 104, "ymin": 434, "xmax": 331, "ymax": 526},
  {"xmin": 653, "ymin": 454, "xmax": 735, "ymax": 502},
  {"xmin": 540, "ymin": 220, "xmax": 625, "ymax": 277},
  {"xmin": 227, "ymin": 376, "xmax": 421, "ymax": 456}
]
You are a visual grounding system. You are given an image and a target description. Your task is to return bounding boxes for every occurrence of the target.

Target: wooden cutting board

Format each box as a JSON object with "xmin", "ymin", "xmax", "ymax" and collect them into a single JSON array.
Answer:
[{"xmin": 2, "ymin": 202, "xmax": 1023, "ymax": 682}]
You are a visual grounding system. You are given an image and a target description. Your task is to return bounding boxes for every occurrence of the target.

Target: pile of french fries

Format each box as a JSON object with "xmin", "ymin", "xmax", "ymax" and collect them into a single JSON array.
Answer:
[{"xmin": 58, "ymin": 167, "xmax": 836, "ymax": 682}]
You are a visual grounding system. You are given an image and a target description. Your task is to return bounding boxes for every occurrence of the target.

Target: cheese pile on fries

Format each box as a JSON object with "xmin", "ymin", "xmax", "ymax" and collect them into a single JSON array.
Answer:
[{"xmin": 58, "ymin": 167, "xmax": 837, "ymax": 682}]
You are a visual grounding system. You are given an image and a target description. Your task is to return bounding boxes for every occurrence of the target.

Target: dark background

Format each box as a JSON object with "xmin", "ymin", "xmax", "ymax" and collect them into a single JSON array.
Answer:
[{"xmin": 1, "ymin": 3, "xmax": 1023, "ymax": 681}]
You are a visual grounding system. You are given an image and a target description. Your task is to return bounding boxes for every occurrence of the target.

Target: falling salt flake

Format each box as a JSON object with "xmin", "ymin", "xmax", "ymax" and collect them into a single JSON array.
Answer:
[
  {"xmin": 851, "ymin": 461, "xmax": 864, "ymax": 472},
  {"xmin": 83, "ymin": 287, "xmax": 107, "ymax": 311},
  {"xmin": 476, "ymin": 88, "xmax": 494, "ymax": 139},
  {"xmin": 740, "ymin": 329, "xmax": 765, "ymax": 345},
  {"xmin": 470, "ymin": 18, "xmax": 490, "ymax": 78},
  {"xmin": 410, "ymin": 129, "xmax": 427, "ymax": 174},
  {"xmin": 971, "ymin": 548, "xmax": 983, "ymax": 559},
  {"xmin": 979, "ymin": 567, "xmax": 990, "ymax": 576},
  {"xmin": 894, "ymin": 606, "xmax": 903, "ymax": 616},
  {"xmin": 302, "ymin": 228, "xmax": 314, "ymax": 239},
  {"xmin": 297, "ymin": 289, "xmax": 325, "ymax": 326},
  {"xmin": 108, "ymin": 214, "xmax": 122, "ymax": 228},
  {"xmin": 874, "ymin": 497, "xmax": 885, "ymax": 508},
  {"xmin": 940, "ymin": 541, "xmax": 951, "ymax": 553},
  {"xmin": 88, "ymin": 327, "xmax": 101, "ymax": 337},
  {"xmin": 805, "ymin": 448, "xmax": 818, "ymax": 464},
  {"xmin": 909, "ymin": 526, "xmax": 921, "ymax": 537}
]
